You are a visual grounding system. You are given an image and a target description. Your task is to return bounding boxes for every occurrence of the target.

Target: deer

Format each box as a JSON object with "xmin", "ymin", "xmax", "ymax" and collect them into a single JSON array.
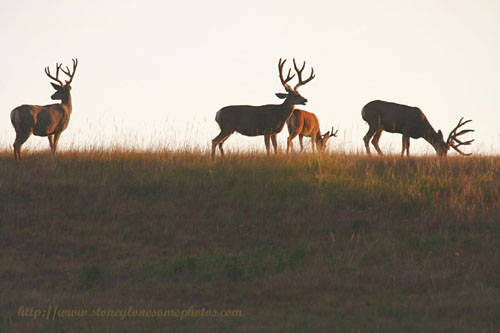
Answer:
[
  {"xmin": 211, "ymin": 58, "xmax": 315, "ymax": 159},
  {"xmin": 286, "ymin": 109, "xmax": 338, "ymax": 153},
  {"xmin": 10, "ymin": 59, "xmax": 78, "ymax": 160},
  {"xmin": 361, "ymin": 100, "xmax": 474, "ymax": 157}
]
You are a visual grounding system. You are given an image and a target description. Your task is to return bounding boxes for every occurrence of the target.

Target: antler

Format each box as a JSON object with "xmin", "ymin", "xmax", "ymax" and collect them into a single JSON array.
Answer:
[
  {"xmin": 278, "ymin": 58, "xmax": 295, "ymax": 92},
  {"xmin": 45, "ymin": 63, "xmax": 63, "ymax": 86},
  {"xmin": 329, "ymin": 126, "xmax": 338, "ymax": 137},
  {"xmin": 60, "ymin": 58, "xmax": 78, "ymax": 85},
  {"xmin": 447, "ymin": 117, "xmax": 474, "ymax": 155},
  {"xmin": 293, "ymin": 58, "xmax": 315, "ymax": 91}
]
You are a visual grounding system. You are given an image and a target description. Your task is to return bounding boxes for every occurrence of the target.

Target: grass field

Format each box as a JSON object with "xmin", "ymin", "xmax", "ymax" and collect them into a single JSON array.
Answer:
[{"xmin": 0, "ymin": 150, "xmax": 499, "ymax": 332}]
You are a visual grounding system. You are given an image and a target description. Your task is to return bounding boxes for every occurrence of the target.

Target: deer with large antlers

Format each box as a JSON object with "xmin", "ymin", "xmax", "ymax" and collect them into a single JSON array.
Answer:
[
  {"xmin": 211, "ymin": 58, "xmax": 315, "ymax": 159},
  {"xmin": 286, "ymin": 109, "xmax": 338, "ymax": 153},
  {"xmin": 362, "ymin": 100, "xmax": 474, "ymax": 157},
  {"xmin": 10, "ymin": 59, "xmax": 78, "ymax": 160}
]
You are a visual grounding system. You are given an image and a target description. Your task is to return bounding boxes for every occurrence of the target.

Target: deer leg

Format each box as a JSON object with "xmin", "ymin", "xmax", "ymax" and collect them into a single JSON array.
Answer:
[
  {"xmin": 218, "ymin": 142, "xmax": 225, "ymax": 157},
  {"xmin": 400, "ymin": 134, "xmax": 411, "ymax": 157},
  {"xmin": 311, "ymin": 136, "xmax": 316, "ymax": 152},
  {"xmin": 48, "ymin": 135, "xmax": 54, "ymax": 154},
  {"xmin": 299, "ymin": 135, "xmax": 304, "ymax": 152},
  {"xmin": 405, "ymin": 135, "xmax": 410, "ymax": 157},
  {"xmin": 219, "ymin": 134, "xmax": 233, "ymax": 156},
  {"xmin": 401, "ymin": 134, "xmax": 406, "ymax": 156},
  {"xmin": 372, "ymin": 129, "xmax": 383, "ymax": 155},
  {"xmin": 286, "ymin": 133, "xmax": 297, "ymax": 153},
  {"xmin": 52, "ymin": 132, "xmax": 62, "ymax": 157},
  {"xmin": 286, "ymin": 135, "xmax": 295, "ymax": 153},
  {"xmin": 363, "ymin": 127, "xmax": 377, "ymax": 154},
  {"xmin": 264, "ymin": 134, "xmax": 271, "ymax": 155},
  {"xmin": 218, "ymin": 134, "xmax": 232, "ymax": 157},
  {"xmin": 212, "ymin": 131, "xmax": 232, "ymax": 159},
  {"xmin": 271, "ymin": 134, "xmax": 278, "ymax": 154},
  {"xmin": 13, "ymin": 131, "xmax": 32, "ymax": 161}
]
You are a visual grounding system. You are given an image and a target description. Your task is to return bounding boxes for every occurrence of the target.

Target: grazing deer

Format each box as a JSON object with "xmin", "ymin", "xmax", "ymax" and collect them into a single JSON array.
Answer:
[
  {"xmin": 10, "ymin": 59, "xmax": 78, "ymax": 160},
  {"xmin": 362, "ymin": 100, "xmax": 473, "ymax": 157},
  {"xmin": 211, "ymin": 58, "xmax": 315, "ymax": 159},
  {"xmin": 286, "ymin": 109, "xmax": 337, "ymax": 152}
]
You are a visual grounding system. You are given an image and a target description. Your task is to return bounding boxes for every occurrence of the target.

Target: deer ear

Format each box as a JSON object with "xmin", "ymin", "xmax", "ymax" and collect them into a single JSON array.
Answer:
[
  {"xmin": 437, "ymin": 130, "xmax": 443, "ymax": 140},
  {"xmin": 50, "ymin": 83, "xmax": 62, "ymax": 91},
  {"xmin": 275, "ymin": 93, "xmax": 288, "ymax": 99}
]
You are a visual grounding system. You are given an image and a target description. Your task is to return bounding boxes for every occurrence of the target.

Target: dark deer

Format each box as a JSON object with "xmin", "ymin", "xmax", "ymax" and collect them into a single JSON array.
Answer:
[
  {"xmin": 286, "ymin": 109, "xmax": 337, "ymax": 152},
  {"xmin": 10, "ymin": 59, "xmax": 78, "ymax": 160},
  {"xmin": 211, "ymin": 58, "xmax": 315, "ymax": 159},
  {"xmin": 362, "ymin": 100, "xmax": 473, "ymax": 157}
]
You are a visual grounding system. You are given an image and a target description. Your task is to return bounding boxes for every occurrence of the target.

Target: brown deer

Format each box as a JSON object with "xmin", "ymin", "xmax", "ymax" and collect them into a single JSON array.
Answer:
[
  {"xmin": 10, "ymin": 59, "xmax": 78, "ymax": 160},
  {"xmin": 286, "ymin": 109, "xmax": 338, "ymax": 152},
  {"xmin": 362, "ymin": 100, "xmax": 473, "ymax": 157},
  {"xmin": 211, "ymin": 58, "xmax": 315, "ymax": 159}
]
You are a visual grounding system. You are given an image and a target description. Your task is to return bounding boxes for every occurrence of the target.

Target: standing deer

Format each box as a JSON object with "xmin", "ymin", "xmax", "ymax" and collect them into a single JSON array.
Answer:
[
  {"xmin": 10, "ymin": 59, "xmax": 78, "ymax": 160},
  {"xmin": 286, "ymin": 109, "xmax": 338, "ymax": 152},
  {"xmin": 211, "ymin": 58, "xmax": 315, "ymax": 159},
  {"xmin": 362, "ymin": 100, "xmax": 473, "ymax": 157}
]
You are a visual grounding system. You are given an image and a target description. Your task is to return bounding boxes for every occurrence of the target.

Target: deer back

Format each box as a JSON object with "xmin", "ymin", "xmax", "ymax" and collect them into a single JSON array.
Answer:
[
  {"xmin": 216, "ymin": 103, "xmax": 294, "ymax": 136},
  {"xmin": 362, "ymin": 100, "xmax": 435, "ymax": 138},
  {"xmin": 287, "ymin": 109, "xmax": 320, "ymax": 137},
  {"xmin": 11, "ymin": 59, "xmax": 78, "ymax": 138},
  {"xmin": 11, "ymin": 103, "xmax": 69, "ymax": 136}
]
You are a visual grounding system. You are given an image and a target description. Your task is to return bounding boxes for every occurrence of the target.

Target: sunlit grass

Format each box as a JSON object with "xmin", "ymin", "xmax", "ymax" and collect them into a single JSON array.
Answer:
[{"xmin": 0, "ymin": 150, "xmax": 498, "ymax": 331}]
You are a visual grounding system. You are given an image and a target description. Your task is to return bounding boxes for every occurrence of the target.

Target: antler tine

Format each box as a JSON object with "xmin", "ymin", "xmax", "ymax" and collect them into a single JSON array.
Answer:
[
  {"xmin": 447, "ymin": 117, "xmax": 473, "ymax": 145},
  {"xmin": 447, "ymin": 117, "xmax": 463, "ymax": 141},
  {"xmin": 293, "ymin": 58, "xmax": 306, "ymax": 77},
  {"xmin": 60, "ymin": 58, "xmax": 78, "ymax": 85},
  {"xmin": 454, "ymin": 129, "xmax": 474, "ymax": 137},
  {"xmin": 278, "ymin": 58, "xmax": 295, "ymax": 92},
  {"xmin": 331, "ymin": 126, "xmax": 339, "ymax": 137},
  {"xmin": 292, "ymin": 58, "xmax": 315, "ymax": 91},
  {"xmin": 450, "ymin": 144, "xmax": 472, "ymax": 156},
  {"xmin": 454, "ymin": 118, "xmax": 472, "ymax": 135},
  {"xmin": 459, "ymin": 118, "xmax": 472, "ymax": 126},
  {"xmin": 446, "ymin": 117, "xmax": 474, "ymax": 155},
  {"xmin": 447, "ymin": 118, "xmax": 471, "ymax": 140},
  {"xmin": 45, "ymin": 62, "xmax": 63, "ymax": 86},
  {"xmin": 453, "ymin": 138, "xmax": 475, "ymax": 146}
]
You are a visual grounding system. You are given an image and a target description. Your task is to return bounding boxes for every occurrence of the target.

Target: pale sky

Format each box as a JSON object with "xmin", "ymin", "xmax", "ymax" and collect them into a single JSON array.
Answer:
[{"xmin": 1, "ymin": 0, "xmax": 499, "ymax": 154}]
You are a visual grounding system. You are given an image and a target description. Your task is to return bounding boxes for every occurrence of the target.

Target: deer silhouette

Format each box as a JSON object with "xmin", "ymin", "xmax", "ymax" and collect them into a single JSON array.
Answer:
[
  {"xmin": 10, "ymin": 59, "xmax": 78, "ymax": 160},
  {"xmin": 362, "ymin": 100, "xmax": 473, "ymax": 156},
  {"xmin": 286, "ymin": 109, "xmax": 337, "ymax": 152},
  {"xmin": 211, "ymin": 58, "xmax": 315, "ymax": 159}
]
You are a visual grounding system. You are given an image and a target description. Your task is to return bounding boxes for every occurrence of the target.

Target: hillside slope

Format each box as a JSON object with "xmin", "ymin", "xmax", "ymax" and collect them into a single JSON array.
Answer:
[{"xmin": 1, "ymin": 151, "xmax": 499, "ymax": 331}]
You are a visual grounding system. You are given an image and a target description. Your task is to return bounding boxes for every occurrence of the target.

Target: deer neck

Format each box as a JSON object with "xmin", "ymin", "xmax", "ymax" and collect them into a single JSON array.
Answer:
[
  {"xmin": 280, "ymin": 99, "xmax": 296, "ymax": 120},
  {"xmin": 422, "ymin": 126, "xmax": 442, "ymax": 150},
  {"xmin": 60, "ymin": 93, "xmax": 73, "ymax": 114}
]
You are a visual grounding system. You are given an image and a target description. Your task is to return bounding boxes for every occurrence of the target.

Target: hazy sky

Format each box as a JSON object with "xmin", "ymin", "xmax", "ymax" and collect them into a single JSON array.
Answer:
[{"xmin": 1, "ymin": 0, "xmax": 499, "ymax": 154}]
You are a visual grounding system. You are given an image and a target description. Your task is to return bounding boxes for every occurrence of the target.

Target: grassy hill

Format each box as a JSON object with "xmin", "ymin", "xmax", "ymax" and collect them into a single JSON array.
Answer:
[{"xmin": 1, "ymin": 150, "xmax": 499, "ymax": 331}]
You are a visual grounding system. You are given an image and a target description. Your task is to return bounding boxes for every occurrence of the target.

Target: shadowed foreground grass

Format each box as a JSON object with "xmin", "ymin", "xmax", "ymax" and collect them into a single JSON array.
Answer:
[{"xmin": 0, "ymin": 150, "xmax": 499, "ymax": 332}]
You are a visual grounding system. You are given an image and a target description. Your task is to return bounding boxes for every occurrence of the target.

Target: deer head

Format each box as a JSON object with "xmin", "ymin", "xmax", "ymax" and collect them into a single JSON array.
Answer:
[
  {"xmin": 433, "ymin": 118, "xmax": 474, "ymax": 156},
  {"xmin": 45, "ymin": 59, "xmax": 78, "ymax": 102},
  {"xmin": 317, "ymin": 126, "xmax": 338, "ymax": 151},
  {"xmin": 275, "ymin": 58, "xmax": 315, "ymax": 105}
]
